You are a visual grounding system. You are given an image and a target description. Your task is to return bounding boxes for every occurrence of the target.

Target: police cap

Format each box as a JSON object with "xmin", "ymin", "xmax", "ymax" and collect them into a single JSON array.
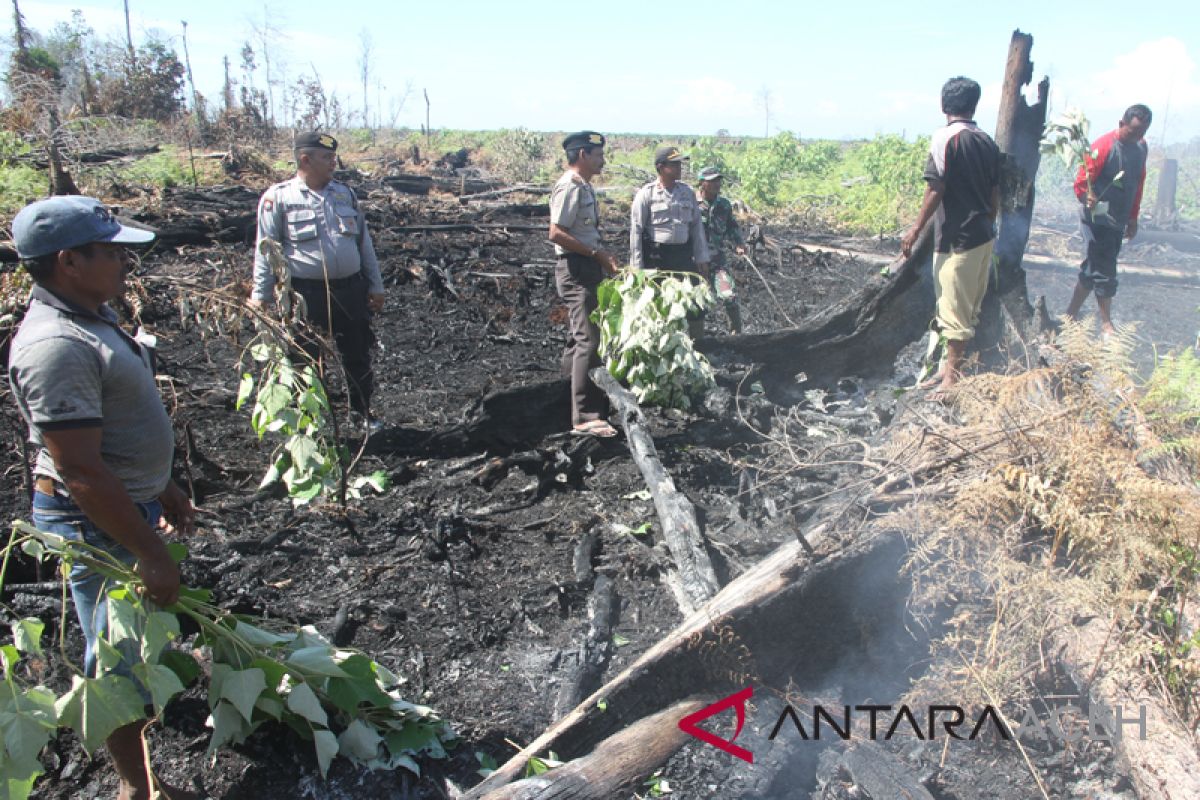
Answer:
[
  {"xmin": 562, "ymin": 131, "xmax": 606, "ymax": 151},
  {"xmin": 654, "ymin": 146, "xmax": 688, "ymax": 165},
  {"xmin": 295, "ymin": 131, "xmax": 338, "ymax": 151}
]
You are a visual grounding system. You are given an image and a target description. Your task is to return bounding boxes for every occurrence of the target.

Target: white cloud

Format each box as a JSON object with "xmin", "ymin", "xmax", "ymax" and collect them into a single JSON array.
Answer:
[
  {"xmin": 1055, "ymin": 37, "xmax": 1200, "ymax": 143},
  {"xmin": 670, "ymin": 77, "xmax": 755, "ymax": 117}
]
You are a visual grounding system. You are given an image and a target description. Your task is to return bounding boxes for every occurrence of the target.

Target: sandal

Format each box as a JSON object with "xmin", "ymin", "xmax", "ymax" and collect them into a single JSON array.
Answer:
[{"xmin": 572, "ymin": 419, "xmax": 619, "ymax": 438}]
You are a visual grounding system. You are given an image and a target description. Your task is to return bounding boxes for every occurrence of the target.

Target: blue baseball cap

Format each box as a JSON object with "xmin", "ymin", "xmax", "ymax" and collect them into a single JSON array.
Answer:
[{"xmin": 12, "ymin": 196, "xmax": 155, "ymax": 259}]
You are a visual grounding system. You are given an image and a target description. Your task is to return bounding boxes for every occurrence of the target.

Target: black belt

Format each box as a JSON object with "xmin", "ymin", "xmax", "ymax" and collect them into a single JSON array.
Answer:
[{"xmin": 292, "ymin": 272, "xmax": 362, "ymax": 289}]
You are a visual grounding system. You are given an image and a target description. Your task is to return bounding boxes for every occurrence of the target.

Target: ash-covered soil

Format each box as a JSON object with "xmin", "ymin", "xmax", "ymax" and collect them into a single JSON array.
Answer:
[{"xmin": 1, "ymin": 176, "xmax": 1193, "ymax": 799}]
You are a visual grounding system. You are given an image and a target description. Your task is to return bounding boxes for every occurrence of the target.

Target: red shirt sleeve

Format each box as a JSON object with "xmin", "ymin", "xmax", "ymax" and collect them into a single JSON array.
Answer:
[{"xmin": 1074, "ymin": 131, "xmax": 1114, "ymax": 202}]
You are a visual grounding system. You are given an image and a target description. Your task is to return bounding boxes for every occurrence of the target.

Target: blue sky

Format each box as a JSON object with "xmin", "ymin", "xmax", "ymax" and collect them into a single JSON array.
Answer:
[{"xmin": 6, "ymin": 0, "xmax": 1199, "ymax": 145}]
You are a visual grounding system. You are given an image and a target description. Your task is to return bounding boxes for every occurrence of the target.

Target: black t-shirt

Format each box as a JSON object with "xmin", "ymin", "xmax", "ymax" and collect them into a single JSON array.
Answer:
[{"xmin": 923, "ymin": 120, "xmax": 1001, "ymax": 253}]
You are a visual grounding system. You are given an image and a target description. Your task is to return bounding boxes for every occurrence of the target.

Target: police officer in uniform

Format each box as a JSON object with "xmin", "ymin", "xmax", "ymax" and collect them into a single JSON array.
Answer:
[
  {"xmin": 630, "ymin": 145, "xmax": 711, "ymax": 337},
  {"xmin": 249, "ymin": 132, "xmax": 385, "ymax": 429},
  {"xmin": 549, "ymin": 131, "xmax": 619, "ymax": 437}
]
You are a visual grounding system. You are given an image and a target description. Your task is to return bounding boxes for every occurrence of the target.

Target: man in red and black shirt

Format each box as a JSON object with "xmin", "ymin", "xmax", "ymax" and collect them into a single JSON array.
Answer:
[
  {"xmin": 1064, "ymin": 104, "xmax": 1151, "ymax": 336},
  {"xmin": 901, "ymin": 76, "xmax": 1001, "ymax": 394}
]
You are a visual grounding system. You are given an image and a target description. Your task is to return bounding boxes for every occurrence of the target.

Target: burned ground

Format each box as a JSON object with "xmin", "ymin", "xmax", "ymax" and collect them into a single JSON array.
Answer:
[{"xmin": 1, "ymin": 175, "xmax": 1197, "ymax": 799}]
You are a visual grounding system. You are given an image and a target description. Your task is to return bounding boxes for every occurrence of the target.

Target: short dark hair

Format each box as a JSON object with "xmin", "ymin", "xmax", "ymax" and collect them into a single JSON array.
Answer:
[
  {"xmin": 566, "ymin": 144, "xmax": 600, "ymax": 165},
  {"xmin": 1122, "ymin": 104, "xmax": 1152, "ymax": 126},
  {"xmin": 941, "ymin": 77, "xmax": 981, "ymax": 117},
  {"xmin": 21, "ymin": 243, "xmax": 97, "ymax": 285}
]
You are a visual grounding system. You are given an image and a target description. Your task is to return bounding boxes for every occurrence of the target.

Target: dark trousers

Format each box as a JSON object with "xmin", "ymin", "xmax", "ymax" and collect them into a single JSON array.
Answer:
[
  {"xmin": 555, "ymin": 255, "xmax": 608, "ymax": 426},
  {"xmin": 1078, "ymin": 219, "xmax": 1124, "ymax": 299},
  {"xmin": 293, "ymin": 272, "xmax": 375, "ymax": 414},
  {"xmin": 644, "ymin": 241, "xmax": 705, "ymax": 339}
]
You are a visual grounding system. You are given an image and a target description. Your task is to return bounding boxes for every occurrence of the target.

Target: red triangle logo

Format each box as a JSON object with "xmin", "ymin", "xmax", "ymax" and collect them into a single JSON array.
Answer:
[{"xmin": 678, "ymin": 687, "xmax": 754, "ymax": 763}]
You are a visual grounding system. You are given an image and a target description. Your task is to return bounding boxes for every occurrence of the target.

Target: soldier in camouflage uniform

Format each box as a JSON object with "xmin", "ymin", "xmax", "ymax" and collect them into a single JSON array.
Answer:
[{"xmin": 697, "ymin": 166, "xmax": 747, "ymax": 334}]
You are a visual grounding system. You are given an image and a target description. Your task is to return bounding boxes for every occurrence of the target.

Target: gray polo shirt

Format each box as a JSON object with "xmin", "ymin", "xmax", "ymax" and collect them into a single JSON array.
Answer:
[
  {"xmin": 549, "ymin": 169, "xmax": 603, "ymax": 255},
  {"xmin": 251, "ymin": 175, "xmax": 383, "ymax": 301},
  {"xmin": 7, "ymin": 286, "xmax": 174, "ymax": 502},
  {"xmin": 629, "ymin": 180, "xmax": 710, "ymax": 269}
]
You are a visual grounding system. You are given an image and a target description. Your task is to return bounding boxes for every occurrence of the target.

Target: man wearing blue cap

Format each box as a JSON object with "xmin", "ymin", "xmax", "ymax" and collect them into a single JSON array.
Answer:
[
  {"xmin": 549, "ymin": 131, "xmax": 619, "ymax": 437},
  {"xmin": 8, "ymin": 196, "xmax": 198, "ymax": 799}
]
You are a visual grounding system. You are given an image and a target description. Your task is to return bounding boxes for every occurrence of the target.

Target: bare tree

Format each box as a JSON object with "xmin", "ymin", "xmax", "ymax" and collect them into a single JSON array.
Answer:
[
  {"xmin": 756, "ymin": 84, "xmax": 772, "ymax": 138},
  {"xmin": 386, "ymin": 78, "xmax": 414, "ymax": 129},
  {"xmin": 122, "ymin": 0, "xmax": 134, "ymax": 60},
  {"xmin": 11, "ymin": 0, "xmax": 30, "ymax": 56},
  {"xmin": 248, "ymin": 3, "xmax": 286, "ymax": 124},
  {"xmin": 358, "ymin": 28, "xmax": 372, "ymax": 130},
  {"xmin": 221, "ymin": 54, "xmax": 235, "ymax": 111}
]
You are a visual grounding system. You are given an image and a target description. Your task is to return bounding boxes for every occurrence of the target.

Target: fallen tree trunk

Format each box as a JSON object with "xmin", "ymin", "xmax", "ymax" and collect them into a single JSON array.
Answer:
[
  {"xmin": 466, "ymin": 530, "xmax": 909, "ymax": 797},
  {"xmin": 477, "ymin": 700, "xmax": 706, "ymax": 800},
  {"xmin": 701, "ymin": 225, "xmax": 936, "ymax": 399},
  {"xmin": 593, "ymin": 368, "xmax": 720, "ymax": 612},
  {"xmin": 1052, "ymin": 615, "xmax": 1200, "ymax": 800}
]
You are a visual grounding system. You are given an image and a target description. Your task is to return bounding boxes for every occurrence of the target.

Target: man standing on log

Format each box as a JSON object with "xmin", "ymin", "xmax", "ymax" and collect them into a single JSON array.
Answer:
[
  {"xmin": 8, "ymin": 196, "xmax": 198, "ymax": 800},
  {"xmin": 248, "ymin": 132, "xmax": 385, "ymax": 432},
  {"xmin": 1063, "ymin": 104, "xmax": 1151, "ymax": 337},
  {"xmin": 901, "ymin": 77, "xmax": 1001, "ymax": 395},
  {"xmin": 630, "ymin": 146, "xmax": 711, "ymax": 338},
  {"xmin": 549, "ymin": 131, "xmax": 620, "ymax": 437},
  {"xmin": 697, "ymin": 165, "xmax": 747, "ymax": 334}
]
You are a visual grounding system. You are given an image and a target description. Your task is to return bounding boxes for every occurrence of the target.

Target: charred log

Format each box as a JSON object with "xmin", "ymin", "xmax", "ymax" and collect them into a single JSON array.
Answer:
[
  {"xmin": 466, "ymin": 531, "xmax": 909, "ymax": 797},
  {"xmin": 701, "ymin": 226, "xmax": 936, "ymax": 400},
  {"xmin": 593, "ymin": 368, "xmax": 721, "ymax": 612}
]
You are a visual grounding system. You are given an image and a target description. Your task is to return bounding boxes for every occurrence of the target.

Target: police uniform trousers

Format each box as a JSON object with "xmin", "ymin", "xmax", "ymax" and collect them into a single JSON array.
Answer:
[
  {"xmin": 643, "ymin": 241, "xmax": 705, "ymax": 340},
  {"xmin": 555, "ymin": 254, "xmax": 608, "ymax": 427},
  {"xmin": 293, "ymin": 272, "xmax": 375, "ymax": 414}
]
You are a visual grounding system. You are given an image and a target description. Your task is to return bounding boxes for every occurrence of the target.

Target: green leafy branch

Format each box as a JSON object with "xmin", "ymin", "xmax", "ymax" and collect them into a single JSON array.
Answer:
[
  {"xmin": 592, "ymin": 270, "xmax": 716, "ymax": 411},
  {"xmin": 1041, "ymin": 108, "xmax": 1124, "ymax": 226},
  {"xmin": 0, "ymin": 522, "xmax": 454, "ymax": 797}
]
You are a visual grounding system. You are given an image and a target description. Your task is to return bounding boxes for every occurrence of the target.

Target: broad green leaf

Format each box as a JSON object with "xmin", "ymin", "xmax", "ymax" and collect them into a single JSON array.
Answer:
[
  {"xmin": 94, "ymin": 638, "xmax": 124, "ymax": 672},
  {"xmin": 54, "ymin": 675, "xmax": 146, "ymax": 754},
  {"xmin": 248, "ymin": 658, "xmax": 289, "ymax": 693},
  {"xmin": 140, "ymin": 612, "xmax": 180, "ymax": 664},
  {"xmin": 327, "ymin": 655, "xmax": 394, "ymax": 710},
  {"xmin": 207, "ymin": 700, "xmax": 251, "ymax": 752},
  {"xmin": 257, "ymin": 382, "xmax": 291, "ymax": 419},
  {"xmin": 106, "ymin": 594, "xmax": 142, "ymax": 647},
  {"xmin": 178, "ymin": 586, "xmax": 213, "ymax": 604},
  {"xmin": 218, "ymin": 668, "xmax": 267, "ymax": 723},
  {"xmin": 249, "ymin": 342, "xmax": 276, "ymax": 362},
  {"xmin": 10, "ymin": 619, "xmax": 43, "ymax": 658},
  {"xmin": 254, "ymin": 696, "xmax": 284, "ymax": 721},
  {"xmin": 313, "ymin": 729, "xmax": 339, "ymax": 778},
  {"xmin": 384, "ymin": 721, "xmax": 442, "ymax": 756},
  {"xmin": 0, "ymin": 646, "xmax": 19, "ymax": 675},
  {"xmin": 337, "ymin": 718, "xmax": 382, "ymax": 761},
  {"xmin": 132, "ymin": 663, "xmax": 185, "ymax": 711},
  {"xmin": 286, "ymin": 435, "xmax": 320, "ymax": 471},
  {"xmin": 18, "ymin": 538, "xmax": 44, "ymax": 561},
  {"xmin": 165, "ymin": 542, "xmax": 189, "ymax": 564},
  {"xmin": 285, "ymin": 681, "xmax": 328, "ymax": 727},
  {"xmin": 234, "ymin": 621, "xmax": 292, "ymax": 648},
  {"xmin": 285, "ymin": 646, "xmax": 349, "ymax": 678},
  {"xmin": 160, "ymin": 650, "xmax": 201, "ymax": 687},
  {"xmin": 235, "ymin": 372, "xmax": 255, "ymax": 410},
  {"xmin": 0, "ymin": 770, "xmax": 38, "ymax": 800}
]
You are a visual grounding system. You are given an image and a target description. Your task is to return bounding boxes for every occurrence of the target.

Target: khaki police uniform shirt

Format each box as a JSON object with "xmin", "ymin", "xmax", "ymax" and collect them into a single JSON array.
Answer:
[
  {"xmin": 629, "ymin": 180, "xmax": 710, "ymax": 269},
  {"xmin": 252, "ymin": 176, "xmax": 383, "ymax": 302},
  {"xmin": 549, "ymin": 169, "xmax": 603, "ymax": 256}
]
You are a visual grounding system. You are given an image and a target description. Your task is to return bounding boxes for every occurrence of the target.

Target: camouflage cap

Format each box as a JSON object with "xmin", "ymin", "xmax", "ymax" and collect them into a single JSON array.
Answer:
[
  {"xmin": 697, "ymin": 166, "xmax": 723, "ymax": 182},
  {"xmin": 654, "ymin": 145, "xmax": 688, "ymax": 165}
]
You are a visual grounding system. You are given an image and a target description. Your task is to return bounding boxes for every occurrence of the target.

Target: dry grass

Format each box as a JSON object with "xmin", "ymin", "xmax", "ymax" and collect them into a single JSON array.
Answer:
[{"xmin": 888, "ymin": 323, "xmax": 1200, "ymax": 726}]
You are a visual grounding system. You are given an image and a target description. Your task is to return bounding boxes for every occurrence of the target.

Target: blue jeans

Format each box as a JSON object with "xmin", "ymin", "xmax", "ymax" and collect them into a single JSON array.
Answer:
[{"xmin": 31, "ymin": 489, "xmax": 161, "ymax": 683}]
